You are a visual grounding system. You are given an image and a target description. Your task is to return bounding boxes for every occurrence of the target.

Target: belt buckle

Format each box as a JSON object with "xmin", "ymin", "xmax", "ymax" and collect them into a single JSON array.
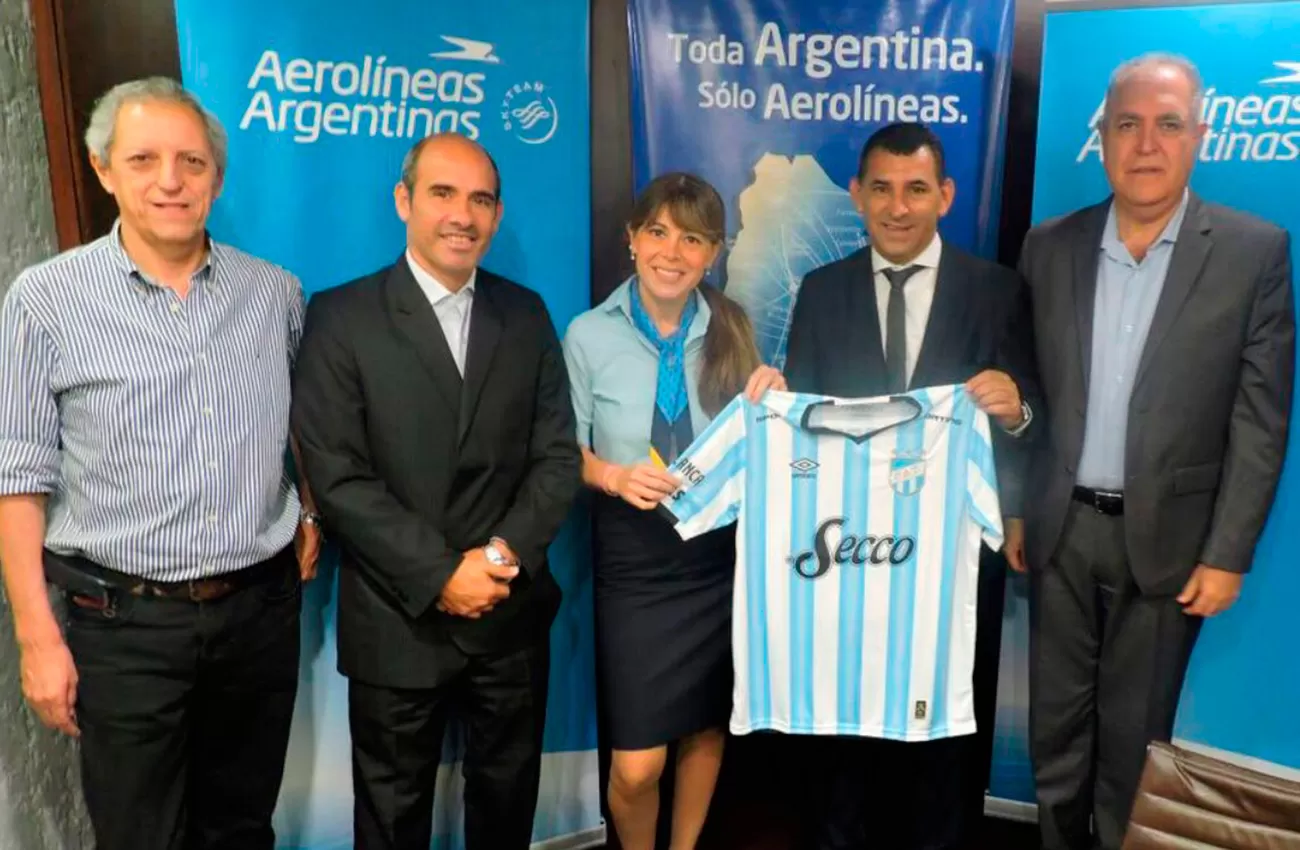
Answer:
[
  {"xmin": 187, "ymin": 579, "xmax": 225, "ymax": 602},
  {"xmin": 1092, "ymin": 489, "xmax": 1119, "ymax": 514}
]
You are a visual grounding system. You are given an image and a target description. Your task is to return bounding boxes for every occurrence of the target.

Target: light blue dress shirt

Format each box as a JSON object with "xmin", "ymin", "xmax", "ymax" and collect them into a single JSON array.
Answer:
[
  {"xmin": 407, "ymin": 251, "xmax": 475, "ymax": 375},
  {"xmin": 562, "ymin": 279, "xmax": 713, "ymax": 467},
  {"xmin": 1077, "ymin": 191, "xmax": 1189, "ymax": 490}
]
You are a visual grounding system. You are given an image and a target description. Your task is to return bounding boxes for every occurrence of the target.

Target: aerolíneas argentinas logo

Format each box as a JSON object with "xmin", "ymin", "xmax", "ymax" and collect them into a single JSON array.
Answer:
[{"xmin": 238, "ymin": 34, "xmax": 559, "ymax": 146}]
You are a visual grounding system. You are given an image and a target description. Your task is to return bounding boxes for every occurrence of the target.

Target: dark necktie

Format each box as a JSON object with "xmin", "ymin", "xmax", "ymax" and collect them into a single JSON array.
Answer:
[{"xmin": 882, "ymin": 265, "xmax": 923, "ymax": 393}]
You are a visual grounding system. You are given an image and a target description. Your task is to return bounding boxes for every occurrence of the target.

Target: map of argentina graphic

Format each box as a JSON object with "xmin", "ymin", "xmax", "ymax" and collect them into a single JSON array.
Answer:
[{"xmin": 724, "ymin": 154, "xmax": 866, "ymax": 369}]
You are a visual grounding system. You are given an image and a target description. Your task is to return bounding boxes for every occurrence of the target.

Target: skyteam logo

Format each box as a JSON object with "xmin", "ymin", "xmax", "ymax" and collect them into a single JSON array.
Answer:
[
  {"xmin": 501, "ymin": 81, "xmax": 560, "ymax": 144},
  {"xmin": 890, "ymin": 456, "xmax": 926, "ymax": 496},
  {"xmin": 1076, "ymin": 60, "xmax": 1300, "ymax": 165}
]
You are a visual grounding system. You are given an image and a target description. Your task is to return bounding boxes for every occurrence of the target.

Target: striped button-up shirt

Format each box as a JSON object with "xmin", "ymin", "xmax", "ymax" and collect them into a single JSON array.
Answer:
[{"xmin": 0, "ymin": 222, "xmax": 305, "ymax": 581}]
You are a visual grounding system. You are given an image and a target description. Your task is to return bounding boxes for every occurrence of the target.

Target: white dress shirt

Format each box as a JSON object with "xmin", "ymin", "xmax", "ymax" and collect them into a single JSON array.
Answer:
[
  {"xmin": 869, "ymin": 233, "xmax": 1031, "ymax": 435},
  {"xmin": 407, "ymin": 251, "xmax": 475, "ymax": 376},
  {"xmin": 872, "ymin": 232, "xmax": 942, "ymax": 388}
]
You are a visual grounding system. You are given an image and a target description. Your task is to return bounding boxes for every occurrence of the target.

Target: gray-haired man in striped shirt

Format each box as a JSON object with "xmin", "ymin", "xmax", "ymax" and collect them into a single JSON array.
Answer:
[{"xmin": 0, "ymin": 77, "xmax": 320, "ymax": 850}]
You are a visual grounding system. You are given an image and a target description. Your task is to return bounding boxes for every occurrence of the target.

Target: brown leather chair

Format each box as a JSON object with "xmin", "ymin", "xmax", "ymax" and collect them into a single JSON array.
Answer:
[{"xmin": 1124, "ymin": 741, "xmax": 1300, "ymax": 848}]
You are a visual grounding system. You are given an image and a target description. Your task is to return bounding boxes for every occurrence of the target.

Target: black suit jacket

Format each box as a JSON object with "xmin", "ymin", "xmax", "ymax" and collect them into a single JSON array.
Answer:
[
  {"xmin": 783, "ymin": 242, "xmax": 1041, "ymax": 515},
  {"xmin": 291, "ymin": 258, "xmax": 582, "ymax": 688},
  {"xmin": 1020, "ymin": 194, "xmax": 1294, "ymax": 594}
]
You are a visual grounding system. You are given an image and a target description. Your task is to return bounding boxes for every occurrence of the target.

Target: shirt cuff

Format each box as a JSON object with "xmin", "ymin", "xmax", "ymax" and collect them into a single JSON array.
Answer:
[
  {"xmin": 1002, "ymin": 402, "xmax": 1033, "ymax": 438},
  {"xmin": 0, "ymin": 440, "xmax": 60, "ymax": 495}
]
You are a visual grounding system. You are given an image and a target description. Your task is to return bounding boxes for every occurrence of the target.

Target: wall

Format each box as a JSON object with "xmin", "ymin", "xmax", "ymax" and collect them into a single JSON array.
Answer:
[{"xmin": 0, "ymin": 1, "xmax": 94, "ymax": 847}]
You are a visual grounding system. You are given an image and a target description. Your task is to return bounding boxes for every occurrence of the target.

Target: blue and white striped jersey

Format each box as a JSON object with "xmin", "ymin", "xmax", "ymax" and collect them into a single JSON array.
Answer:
[{"xmin": 664, "ymin": 386, "xmax": 1002, "ymax": 741}]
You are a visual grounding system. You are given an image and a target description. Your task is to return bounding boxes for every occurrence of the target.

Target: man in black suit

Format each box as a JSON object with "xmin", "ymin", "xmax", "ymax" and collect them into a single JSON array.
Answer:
[
  {"xmin": 750, "ymin": 122, "xmax": 1041, "ymax": 850},
  {"xmin": 1019, "ymin": 55, "xmax": 1293, "ymax": 850},
  {"xmin": 291, "ymin": 133, "xmax": 582, "ymax": 850}
]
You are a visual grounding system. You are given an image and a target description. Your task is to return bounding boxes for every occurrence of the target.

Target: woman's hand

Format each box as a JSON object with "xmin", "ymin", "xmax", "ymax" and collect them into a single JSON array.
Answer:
[
  {"xmin": 745, "ymin": 365, "xmax": 787, "ymax": 401},
  {"xmin": 605, "ymin": 463, "xmax": 681, "ymax": 510}
]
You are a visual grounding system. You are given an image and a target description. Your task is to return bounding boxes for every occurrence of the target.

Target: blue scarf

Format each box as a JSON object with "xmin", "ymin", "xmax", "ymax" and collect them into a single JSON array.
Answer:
[{"xmin": 629, "ymin": 279, "xmax": 698, "ymax": 462}]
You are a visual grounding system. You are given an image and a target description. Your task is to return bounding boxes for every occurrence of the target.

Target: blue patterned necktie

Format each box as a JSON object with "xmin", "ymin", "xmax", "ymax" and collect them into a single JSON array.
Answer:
[{"xmin": 629, "ymin": 280, "xmax": 698, "ymax": 463}]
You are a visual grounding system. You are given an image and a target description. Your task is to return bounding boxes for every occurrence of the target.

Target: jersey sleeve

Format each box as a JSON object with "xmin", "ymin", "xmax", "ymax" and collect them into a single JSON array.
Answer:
[
  {"xmin": 660, "ymin": 394, "xmax": 749, "ymax": 540},
  {"xmin": 966, "ymin": 410, "xmax": 1004, "ymax": 550}
]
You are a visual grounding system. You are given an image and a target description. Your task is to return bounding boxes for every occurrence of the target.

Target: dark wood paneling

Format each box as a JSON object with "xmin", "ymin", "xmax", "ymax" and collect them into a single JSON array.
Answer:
[
  {"xmin": 590, "ymin": 0, "xmax": 635, "ymax": 304},
  {"xmin": 588, "ymin": 2, "xmax": 635, "ymax": 843},
  {"xmin": 29, "ymin": 0, "xmax": 81, "ymax": 250},
  {"xmin": 998, "ymin": 0, "xmax": 1047, "ymax": 266},
  {"xmin": 31, "ymin": 0, "xmax": 182, "ymax": 246}
]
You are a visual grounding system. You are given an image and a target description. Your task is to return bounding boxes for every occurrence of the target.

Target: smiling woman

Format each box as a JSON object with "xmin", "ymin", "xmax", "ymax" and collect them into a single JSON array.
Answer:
[{"xmin": 562, "ymin": 172, "xmax": 762, "ymax": 850}]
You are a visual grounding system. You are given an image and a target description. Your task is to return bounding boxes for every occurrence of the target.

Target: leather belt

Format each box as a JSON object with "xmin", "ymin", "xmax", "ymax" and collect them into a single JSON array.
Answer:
[
  {"xmin": 1072, "ymin": 486, "xmax": 1124, "ymax": 516},
  {"xmin": 45, "ymin": 548, "xmax": 292, "ymax": 605}
]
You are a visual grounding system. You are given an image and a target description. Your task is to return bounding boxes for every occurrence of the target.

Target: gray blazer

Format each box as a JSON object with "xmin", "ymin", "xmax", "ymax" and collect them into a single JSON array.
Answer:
[{"xmin": 1019, "ymin": 193, "xmax": 1294, "ymax": 595}]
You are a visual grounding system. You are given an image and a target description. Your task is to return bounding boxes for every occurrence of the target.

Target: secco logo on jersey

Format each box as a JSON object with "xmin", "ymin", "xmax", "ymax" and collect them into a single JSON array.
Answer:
[
  {"xmin": 238, "ymin": 35, "xmax": 560, "ymax": 146},
  {"xmin": 789, "ymin": 517, "xmax": 916, "ymax": 579},
  {"xmin": 1076, "ymin": 60, "xmax": 1300, "ymax": 164}
]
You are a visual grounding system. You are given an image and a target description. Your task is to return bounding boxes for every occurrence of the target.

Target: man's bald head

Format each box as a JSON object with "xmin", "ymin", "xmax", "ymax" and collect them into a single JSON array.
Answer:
[{"xmin": 400, "ymin": 133, "xmax": 501, "ymax": 200}]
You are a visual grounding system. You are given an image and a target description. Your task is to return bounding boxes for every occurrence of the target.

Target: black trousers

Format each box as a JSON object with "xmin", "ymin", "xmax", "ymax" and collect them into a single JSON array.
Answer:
[
  {"xmin": 1030, "ymin": 504, "xmax": 1202, "ymax": 850},
  {"xmin": 811, "ymin": 548, "xmax": 1005, "ymax": 850},
  {"xmin": 349, "ymin": 640, "xmax": 550, "ymax": 850},
  {"xmin": 65, "ymin": 553, "xmax": 301, "ymax": 850},
  {"xmin": 813, "ymin": 734, "xmax": 970, "ymax": 850}
]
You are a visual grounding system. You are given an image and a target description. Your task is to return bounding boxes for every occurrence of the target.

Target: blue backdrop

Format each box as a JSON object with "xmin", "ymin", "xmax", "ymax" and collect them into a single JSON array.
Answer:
[
  {"xmin": 172, "ymin": 1, "xmax": 601, "ymax": 847},
  {"xmin": 1016, "ymin": 0, "xmax": 1300, "ymax": 800},
  {"xmin": 627, "ymin": 0, "xmax": 1015, "ymax": 368}
]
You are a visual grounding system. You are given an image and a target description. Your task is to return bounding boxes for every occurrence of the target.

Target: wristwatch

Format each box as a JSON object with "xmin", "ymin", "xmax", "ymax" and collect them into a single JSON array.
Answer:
[{"xmin": 1012, "ymin": 401, "xmax": 1034, "ymax": 434}]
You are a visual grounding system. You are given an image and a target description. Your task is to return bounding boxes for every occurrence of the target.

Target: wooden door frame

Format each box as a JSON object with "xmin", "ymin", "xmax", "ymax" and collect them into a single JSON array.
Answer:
[
  {"xmin": 28, "ymin": 0, "xmax": 183, "ymax": 249},
  {"xmin": 29, "ymin": 0, "xmax": 84, "ymax": 250}
]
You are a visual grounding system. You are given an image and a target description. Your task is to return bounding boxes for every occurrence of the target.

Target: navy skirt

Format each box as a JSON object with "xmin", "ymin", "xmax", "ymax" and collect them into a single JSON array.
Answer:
[{"xmin": 592, "ymin": 493, "xmax": 736, "ymax": 750}]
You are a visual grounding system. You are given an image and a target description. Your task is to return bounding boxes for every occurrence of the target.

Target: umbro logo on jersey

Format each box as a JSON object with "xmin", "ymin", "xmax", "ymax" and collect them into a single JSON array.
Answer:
[
  {"xmin": 790, "ymin": 517, "xmax": 916, "ymax": 579},
  {"xmin": 790, "ymin": 458, "xmax": 819, "ymax": 476}
]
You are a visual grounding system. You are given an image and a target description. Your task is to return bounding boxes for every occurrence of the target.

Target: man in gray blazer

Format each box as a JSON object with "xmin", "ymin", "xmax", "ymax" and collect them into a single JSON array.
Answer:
[{"xmin": 1016, "ymin": 53, "xmax": 1294, "ymax": 850}]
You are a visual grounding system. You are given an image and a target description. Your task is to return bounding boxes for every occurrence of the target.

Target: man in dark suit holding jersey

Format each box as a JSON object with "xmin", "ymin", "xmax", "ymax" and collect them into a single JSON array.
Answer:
[{"xmin": 750, "ymin": 121, "xmax": 1042, "ymax": 850}]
